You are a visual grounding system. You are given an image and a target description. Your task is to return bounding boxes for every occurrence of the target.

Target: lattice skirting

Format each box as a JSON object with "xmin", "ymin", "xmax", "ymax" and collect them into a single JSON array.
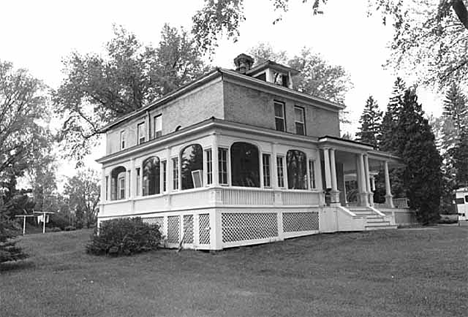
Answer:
[
  {"xmin": 222, "ymin": 213, "xmax": 278, "ymax": 243},
  {"xmin": 283, "ymin": 212, "xmax": 319, "ymax": 232}
]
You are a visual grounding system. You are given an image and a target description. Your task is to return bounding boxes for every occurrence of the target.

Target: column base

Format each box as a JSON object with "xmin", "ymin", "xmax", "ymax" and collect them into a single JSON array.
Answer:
[
  {"xmin": 358, "ymin": 192, "xmax": 369, "ymax": 207},
  {"xmin": 368, "ymin": 192, "xmax": 374, "ymax": 207},
  {"xmin": 385, "ymin": 194, "xmax": 394, "ymax": 208}
]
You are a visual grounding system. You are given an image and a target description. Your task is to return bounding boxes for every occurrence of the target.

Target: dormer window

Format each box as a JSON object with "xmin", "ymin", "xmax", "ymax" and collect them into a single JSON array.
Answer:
[{"xmin": 273, "ymin": 72, "xmax": 289, "ymax": 87}]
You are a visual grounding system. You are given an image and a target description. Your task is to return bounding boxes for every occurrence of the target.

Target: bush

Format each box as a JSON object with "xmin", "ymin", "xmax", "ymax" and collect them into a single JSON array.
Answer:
[
  {"xmin": 1, "ymin": 217, "xmax": 28, "ymax": 263},
  {"xmin": 86, "ymin": 217, "xmax": 162, "ymax": 256},
  {"xmin": 46, "ymin": 227, "xmax": 61, "ymax": 233},
  {"xmin": 49, "ymin": 213, "xmax": 71, "ymax": 230},
  {"xmin": 64, "ymin": 226, "xmax": 76, "ymax": 231}
]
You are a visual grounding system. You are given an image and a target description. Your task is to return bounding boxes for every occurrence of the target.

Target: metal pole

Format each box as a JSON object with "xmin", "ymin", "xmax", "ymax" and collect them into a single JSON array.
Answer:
[
  {"xmin": 43, "ymin": 213, "xmax": 46, "ymax": 234},
  {"xmin": 23, "ymin": 217, "xmax": 26, "ymax": 235}
]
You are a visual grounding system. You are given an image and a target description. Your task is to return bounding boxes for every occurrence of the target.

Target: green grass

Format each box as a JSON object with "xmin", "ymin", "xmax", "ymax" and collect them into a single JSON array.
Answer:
[{"xmin": 1, "ymin": 227, "xmax": 467, "ymax": 317}]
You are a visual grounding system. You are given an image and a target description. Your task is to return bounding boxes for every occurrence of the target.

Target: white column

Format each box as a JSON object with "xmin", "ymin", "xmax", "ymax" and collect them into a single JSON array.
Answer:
[
  {"xmin": 212, "ymin": 133, "xmax": 219, "ymax": 186},
  {"xmin": 323, "ymin": 148, "xmax": 332, "ymax": 189},
  {"xmin": 384, "ymin": 161, "xmax": 394, "ymax": 208},
  {"xmin": 364, "ymin": 155, "xmax": 373, "ymax": 206},
  {"xmin": 358, "ymin": 153, "xmax": 369, "ymax": 207},
  {"xmin": 272, "ymin": 143, "xmax": 279, "ymax": 189},
  {"xmin": 330, "ymin": 149, "xmax": 337, "ymax": 191},
  {"xmin": 166, "ymin": 147, "xmax": 172, "ymax": 193}
]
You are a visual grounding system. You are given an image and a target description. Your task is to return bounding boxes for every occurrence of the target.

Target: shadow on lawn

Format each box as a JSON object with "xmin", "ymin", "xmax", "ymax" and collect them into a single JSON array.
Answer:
[{"xmin": 0, "ymin": 260, "xmax": 35, "ymax": 273}]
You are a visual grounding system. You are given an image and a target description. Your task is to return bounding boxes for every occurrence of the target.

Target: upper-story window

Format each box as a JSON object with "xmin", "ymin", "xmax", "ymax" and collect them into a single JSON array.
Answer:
[
  {"xmin": 273, "ymin": 72, "xmax": 289, "ymax": 87},
  {"xmin": 120, "ymin": 131, "xmax": 126, "ymax": 150},
  {"xmin": 137, "ymin": 122, "xmax": 146, "ymax": 144},
  {"xmin": 274, "ymin": 101, "xmax": 285, "ymax": 132},
  {"xmin": 154, "ymin": 114, "xmax": 162, "ymax": 138},
  {"xmin": 294, "ymin": 106, "xmax": 305, "ymax": 135}
]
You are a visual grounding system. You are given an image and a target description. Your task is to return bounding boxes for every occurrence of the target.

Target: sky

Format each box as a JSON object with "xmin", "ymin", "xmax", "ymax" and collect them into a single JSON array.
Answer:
[{"xmin": 0, "ymin": 0, "xmax": 443, "ymax": 185}]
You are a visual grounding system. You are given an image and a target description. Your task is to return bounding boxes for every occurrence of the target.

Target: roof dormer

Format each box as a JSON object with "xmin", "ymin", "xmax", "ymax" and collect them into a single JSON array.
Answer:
[{"xmin": 233, "ymin": 54, "xmax": 300, "ymax": 89}]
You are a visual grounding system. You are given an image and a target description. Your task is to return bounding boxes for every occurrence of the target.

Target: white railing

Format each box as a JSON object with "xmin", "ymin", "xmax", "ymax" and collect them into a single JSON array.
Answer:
[
  {"xmin": 171, "ymin": 188, "xmax": 211, "ymax": 208},
  {"xmin": 222, "ymin": 187, "xmax": 274, "ymax": 205},
  {"xmin": 393, "ymin": 198, "xmax": 409, "ymax": 209}
]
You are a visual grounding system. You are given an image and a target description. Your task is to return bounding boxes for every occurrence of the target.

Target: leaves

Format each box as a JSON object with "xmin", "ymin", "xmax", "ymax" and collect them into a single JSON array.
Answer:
[{"xmin": 54, "ymin": 25, "xmax": 209, "ymax": 161}]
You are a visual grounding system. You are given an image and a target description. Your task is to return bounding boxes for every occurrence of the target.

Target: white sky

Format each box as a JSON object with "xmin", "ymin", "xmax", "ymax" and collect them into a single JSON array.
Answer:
[{"xmin": 0, "ymin": 0, "xmax": 443, "ymax": 186}]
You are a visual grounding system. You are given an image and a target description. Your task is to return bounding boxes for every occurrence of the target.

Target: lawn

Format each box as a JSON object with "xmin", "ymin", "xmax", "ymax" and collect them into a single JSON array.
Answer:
[{"xmin": 1, "ymin": 226, "xmax": 467, "ymax": 317}]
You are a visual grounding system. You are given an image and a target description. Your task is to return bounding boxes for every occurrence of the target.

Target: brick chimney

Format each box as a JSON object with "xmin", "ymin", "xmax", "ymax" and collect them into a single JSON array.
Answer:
[{"xmin": 234, "ymin": 53, "xmax": 254, "ymax": 74}]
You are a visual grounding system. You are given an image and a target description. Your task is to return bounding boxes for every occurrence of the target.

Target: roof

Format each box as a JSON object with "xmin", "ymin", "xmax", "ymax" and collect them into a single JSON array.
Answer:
[{"xmin": 99, "ymin": 67, "xmax": 345, "ymax": 133}]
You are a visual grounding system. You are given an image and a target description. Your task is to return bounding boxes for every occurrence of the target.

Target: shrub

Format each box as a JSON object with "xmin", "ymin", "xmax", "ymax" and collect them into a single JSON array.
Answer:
[
  {"xmin": 64, "ymin": 226, "xmax": 76, "ymax": 231},
  {"xmin": 0, "ymin": 217, "xmax": 28, "ymax": 263},
  {"xmin": 49, "ymin": 213, "xmax": 71, "ymax": 230},
  {"xmin": 46, "ymin": 227, "xmax": 61, "ymax": 233},
  {"xmin": 86, "ymin": 217, "xmax": 162, "ymax": 256}
]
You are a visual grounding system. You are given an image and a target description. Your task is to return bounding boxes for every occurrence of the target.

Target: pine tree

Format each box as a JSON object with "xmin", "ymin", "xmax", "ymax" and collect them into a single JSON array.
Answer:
[
  {"xmin": 379, "ymin": 78, "xmax": 406, "ymax": 152},
  {"xmin": 397, "ymin": 88, "xmax": 442, "ymax": 224},
  {"xmin": 451, "ymin": 131, "xmax": 468, "ymax": 187},
  {"xmin": 355, "ymin": 96, "xmax": 383, "ymax": 148}
]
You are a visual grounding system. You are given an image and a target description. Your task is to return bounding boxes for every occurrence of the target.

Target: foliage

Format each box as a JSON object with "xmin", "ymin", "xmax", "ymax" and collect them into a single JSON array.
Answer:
[
  {"xmin": 355, "ymin": 96, "xmax": 383, "ymax": 147},
  {"xmin": 86, "ymin": 217, "xmax": 162, "ymax": 256},
  {"xmin": 192, "ymin": 0, "xmax": 327, "ymax": 52},
  {"xmin": 384, "ymin": 86, "xmax": 443, "ymax": 224},
  {"xmin": 63, "ymin": 169, "xmax": 100, "ymax": 229},
  {"xmin": 54, "ymin": 25, "xmax": 210, "ymax": 161},
  {"xmin": 0, "ymin": 211, "xmax": 27, "ymax": 263},
  {"xmin": 48, "ymin": 213, "xmax": 71, "ymax": 231},
  {"xmin": 369, "ymin": 0, "xmax": 468, "ymax": 90}
]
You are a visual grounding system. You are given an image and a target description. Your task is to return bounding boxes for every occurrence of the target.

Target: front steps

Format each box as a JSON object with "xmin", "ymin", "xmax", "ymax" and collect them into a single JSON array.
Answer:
[{"xmin": 349, "ymin": 207, "xmax": 397, "ymax": 230}]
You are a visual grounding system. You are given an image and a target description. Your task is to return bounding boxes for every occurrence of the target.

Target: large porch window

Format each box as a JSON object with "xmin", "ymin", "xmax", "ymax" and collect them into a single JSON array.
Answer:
[
  {"xmin": 181, "ymin": 144, "xmax": 203, "ymax": 190},
  {"xmin": 287, "ymin": 150, "xmax": 308, "ymax": 190},
  {"xmin": 111, "ymin": 166, "xmax": 126, "ymax": 200},
  {"xmin": 231, "ymin": 142, "xmax": 260, "ymax": 187},
  {"xmin": 143, "ymin": 156, "xmax": 161, "ymax": 196},
  {"xmin": 219, "ymin": 148, "xmax": 228, "ymax": 185}
]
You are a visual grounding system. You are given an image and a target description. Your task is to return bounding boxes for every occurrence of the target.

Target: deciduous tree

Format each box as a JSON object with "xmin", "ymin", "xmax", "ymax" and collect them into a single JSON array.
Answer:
[{"xmin": 55, "ymin": 25, "xmax": 210, "ymax": 161}]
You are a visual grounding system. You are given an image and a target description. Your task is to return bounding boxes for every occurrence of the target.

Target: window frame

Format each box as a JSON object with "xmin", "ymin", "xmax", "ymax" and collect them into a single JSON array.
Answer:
[
  {"xmin": 154, "ymin": 114, "xmax": 162, "ymax": 138},
  {"xmin": 172, "ymin": 157, "xmax": 179, "ymax": 191},
  {"xmin": 294, "ymin": 106, "xmax": 306, "ymax": 135},
  {"xmin": 274, "ymin": 101, "xmax": 286, "ymax": 132},
  {"xmin": 137, "ymin": 122, "xmax": 146, "ymax": 144},
  {"xmin": 206, "ymin": 148, "xmax": 213, "ymax": 185},
  {"xmin": 262, "ymin": 153, "xmax": 271, "ymax": 188},
  {"xmin": 277, "ymin": 156, "xmax": 285, "ymax": 188},
  {"xmin": 120, "ymin": 130, "xmax": 126, "ymax": 150},
  {"xmin": 218, "ymin": 147, "xmax": 228, "ymax": 185}
]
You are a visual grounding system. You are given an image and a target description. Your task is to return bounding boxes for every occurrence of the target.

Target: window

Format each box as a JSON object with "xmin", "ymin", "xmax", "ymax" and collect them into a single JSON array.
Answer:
[
  {"xmin": 465, "ymin": 195, "xmax": 468, "ymax": 203},
  {"xmin": 287, "ymin": 150, "xmax": 308, "ymax": 190},
  {"xmin": 219, "ymin": 148, "xmax": 228, "ymax": 185},
  {"xmin": 294, "ymin": 106, "xmax": 305, "ymax": 135},
  {"xmin": 274, "ymin": 101, "xmax": 285, "ymax": 132},
  {"xmin": 231, "ymin": 142, "xmax": 260, "ymax": 187},
  {"xmin": 136, "ymin": 168, "xmax": 141, "ymax": 196},
  {"xmin": 262, "ymin": 154, "xmax": 271, "ymax": 187},
  {"xmin": 110, "ymin": 166, "xmax": 126, "ymax": 200},
  {"xmin": 206, "ymin": 149, "xmax": 213, "ymax": 185},
  {"xmin": 162, "ymin": 160, "xmax": 167, "ymax": 192},
  {"xmin": 154, "ymin": 114, "xmax": 162, "ymax": 138},
  {"xmin": 273, "ymin": 72, "xmax": 289, "ymax": 87},
  {"xmin": 143, "ymin": 157, "xmax": 160, "ymax": 196},
  {"xmin": 172, "ymin": 157, "xmax": 179, "ymax": 190},
  {"xmin": 181, "ymin": 144, "xmax": 203, "ymax": 190},
  {"xmin": 137, "ymin": 122, "xmax": 146, "ymax": 144},
  {"xmin": 309, "ymin": 160, "xmax": 316, "ymax": 189},
  {"xmin": 277, "ymin": 156, "xmax": 285, "ymax": 188},
  {"xmin": 120, "ymin": 131, "xmax": 126, "ymax": 150}
]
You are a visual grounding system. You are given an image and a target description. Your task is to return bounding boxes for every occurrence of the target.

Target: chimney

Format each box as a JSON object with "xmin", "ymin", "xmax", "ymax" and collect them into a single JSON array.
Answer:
[{"xmin": 234, "ymin": 53, "xmax": 254, "ymax": 74}]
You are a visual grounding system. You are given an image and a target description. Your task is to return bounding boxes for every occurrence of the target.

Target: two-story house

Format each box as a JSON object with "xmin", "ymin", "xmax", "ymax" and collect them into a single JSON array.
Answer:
[{"xmin": 97, "ymin": 54, "xmax": 415, "ymax": 250}]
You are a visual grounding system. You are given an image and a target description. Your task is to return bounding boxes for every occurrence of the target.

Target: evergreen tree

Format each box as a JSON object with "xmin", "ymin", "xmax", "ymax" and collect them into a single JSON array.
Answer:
[
  {"xmin": 397, "ymin": 88, "xmax": 443, "ymax": 224},
  {"xmin": 450, "ymin": 131, "xmax": 468, "ymax": 187},
  {"xmin": 379, "ymin": 78, "xmax": 406, "ymax": 152},
  {"xmin": 356, "ymin": 96, "xmax": 382, "ymax": 147}
]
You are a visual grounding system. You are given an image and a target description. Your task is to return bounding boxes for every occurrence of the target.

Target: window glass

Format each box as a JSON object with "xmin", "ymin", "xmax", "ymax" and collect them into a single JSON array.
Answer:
[
  {"xmin": 206, "ymin": 149, "xmax": 213, "ymax": 185},
  {"xmin": 286, "ymin": 150, "xmax": 308, "ymax": 189},
  {"xmin": 110, "ymin": 166, "xmax": 126, "ymax": 200},
  {"xmin": 143, "ymin": 157, "xmax": 160, "ymax": 196},
  {"xmin": 162, "ymin": 161, "xmax": 167, "ymax": 192},
  {"xmin": 154, "ymin": 115, "xmax": 162, "ymax": 138},
  {"xmin": 120, "ymin": 131, "xmax": 126, "ymax": 149},
  {"xmin": 231, "ymin": 142, "xmax": 260, "ymax": 187},
  {"xmin": 105, "ymin": 176, "xmax": 109, "ymax": 200},
  {"xmin": 274, "ymin": 102, "xmax": 285, "ymax": 132},
  {"xmin": 219, "ymin": 148, "xmax": 228, "ymax": 185},
  {"xmin": 137, "ymin": 122, "xmax": 146, "ymax": 144},
  {"xmin": 172, "ymin": 157, "xmax": 179, "ymax": 190},
  {"xmin": 277, "ymin": 156, "xmax": 285, "ymax": 188},
  {"xmin": 295, "ymin": 106, "xmax": 305, "ymax": 135},
  {"xmin": 262, "ymin": 154, "xmax": 271, "ymax": 187},
  {"xmin": 136, "ymin": 168, "xmax": 141, "ymax": 196},
  {"xmin": 181, "ymin": 144, "xmax": 203, "ymax": 190},
  {"xmin": 308, "ymin": 160, "xmax": 316, "ymax": 189}
]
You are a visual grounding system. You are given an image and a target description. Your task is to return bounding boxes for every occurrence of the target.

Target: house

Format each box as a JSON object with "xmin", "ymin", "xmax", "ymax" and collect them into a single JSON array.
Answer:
[{"xmin": 96, "ymin": 54, "xmax": 415, "ymax": 250}]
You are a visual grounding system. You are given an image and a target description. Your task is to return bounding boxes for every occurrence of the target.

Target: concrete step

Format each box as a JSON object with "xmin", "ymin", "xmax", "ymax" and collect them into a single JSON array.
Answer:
[
  {"xmin": 365, "ymin": 225, "xmax": 398, "ymax": 230},
  {"xmin": 366, "ymin": 217, "xmax": 388, "ymax": 223}
]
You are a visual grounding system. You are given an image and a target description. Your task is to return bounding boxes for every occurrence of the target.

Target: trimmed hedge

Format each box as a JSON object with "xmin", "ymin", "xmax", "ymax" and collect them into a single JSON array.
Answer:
[{"xmin": 86, "ymin": 217, "xmax": 162, "ymax": 256}]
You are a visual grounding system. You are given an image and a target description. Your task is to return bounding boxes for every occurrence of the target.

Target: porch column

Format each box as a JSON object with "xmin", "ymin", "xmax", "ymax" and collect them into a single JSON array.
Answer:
[
  {"xmin": 323, "ymin": 148, "xmax": 332, "ymax": 189},
  {"xmin": 384, "ymin": 161, "xmax": 394, "ymax": 208},
  {"xmin": 364, "ymin": 155, "xmax": 373, "ymax": 206},
  {"xmin": 212, "ymin": 133, "xmax": 219, "ymax": 186},
  {"xmin": 329, "ymin": 148, "xmax": 340, "ymax": 205},
  {"xmin": 358, "ymin": 154, "xmax": 369, "ymax": 207}
]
